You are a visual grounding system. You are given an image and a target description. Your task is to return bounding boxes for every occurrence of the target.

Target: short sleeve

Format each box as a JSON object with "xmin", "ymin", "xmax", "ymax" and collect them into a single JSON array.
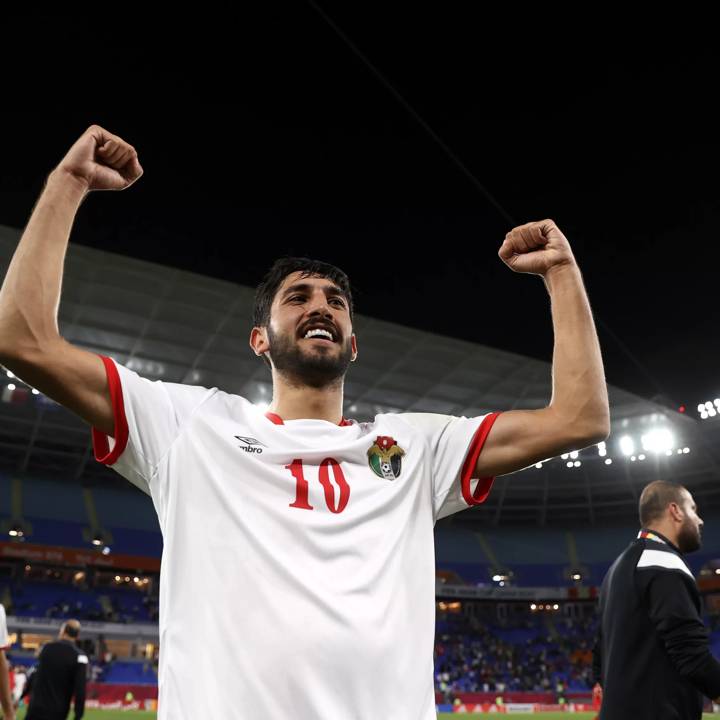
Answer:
[
  {"xmin": 91, "ymin": 356, "xmax": 216, "ymax": 494},
  {"xmin": 400, "ymin": 411, "xmax": 501, "ymax": 519}
]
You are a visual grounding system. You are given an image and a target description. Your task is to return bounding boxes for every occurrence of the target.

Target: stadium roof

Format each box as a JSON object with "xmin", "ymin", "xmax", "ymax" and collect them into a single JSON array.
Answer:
[{"xmin": 1, "ymin": 224, "xmax": 717, "ymax": 527}]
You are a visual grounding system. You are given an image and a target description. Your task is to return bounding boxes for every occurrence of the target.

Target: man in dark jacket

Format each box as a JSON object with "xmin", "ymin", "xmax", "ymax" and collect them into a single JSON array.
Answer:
[
  {"xmin": 24, "ymin": 619, "xmax": 87, "ymax": 720},
  {"xmin": 594, "ymin": 480, "xmax": 720, "ymax": 719}
]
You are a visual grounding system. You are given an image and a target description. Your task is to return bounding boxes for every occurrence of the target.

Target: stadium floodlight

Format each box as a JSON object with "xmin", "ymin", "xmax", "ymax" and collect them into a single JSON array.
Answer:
[
  {"xmin": 715, "ymin": 569, "xmax": 720, "ymax": 576},
  {"xmin": 5, "ymin": 371, "xmax": 13, "ymax": 378},
  {"xmin": 530, "ymin": 603, "xmax": 537, "ymax": 611},
  {"xmin": 134, "ymin": 577, "xmax": 140, "ymax": 583},
  {"xmin": 553, "ymin": 604, "xmax": 559, "ymax": 610},
  {"xmin": 574, "ymin": 461, "xmax": 581, "ymax": 467},
  {"xmin": 683, "ymin": 447, "xmax": 690, "ymax": 453},
  {"xmin": 102, "ymin": 546, "xmax": 111, "ymax": 555},
  {"xmin": 605, "ymin": 459, "xmax": 612, "ymax": 465},
  {"xmin": 706, "ymin": 402, "xmax": 714, "ymax": 410},
  {"xmin": 566, "ymin": 462, "xmax": 574, "ymax": 468},
  {"xmin": 92, "ymin": 535, "xmax": 103, "ymax": 546},
  {"xmin": 619, "ymin": 436, "xmax": 634, "ymax": 456},
  {"xmin": 31, "ymin": 388, "xmax": 39, "ymax": 395},
  {"xmin": 708, "ymin": 408, "xmax": 717, "ymax": 417},
  {"xmin": 499, "ymin": 581, "xmax": 505, "ymax": 587},
  {"xmin": 698, "ymin": 403, "xmax": 706, "ymax": 413},
  {"xmin": 535, "ymin": 463, "xmax": 542, "ymax": 469},
  {"xmin": 561, "ymin": 453, "xmax": 569, "ymax": 460},
  {"xmin": 641, "ymin": 428, "xmax": 674, "ymax": 454},
  {"xmin": 597, "ymin": 442, "xmax": 607, "ymax": 457},
  {"xmin": 492, "ymin": 574, "xmax": 503, "ymax": 582},
  {"xmin": 570, "ymin": 451, "xmax": 579, "ymax": 459},
  {"xmin": 8, "ymin": 524, "xmax": 23, "ymax": 538},
  {"xmin": 6, "ymin": 384, "xmax": 15, "ymax": 391},
  {"xmin": 638, "ymin": 454, "xmax": 646, "ymax": 461},
  {"xmin": 571, "ymin": 572, "xmax": 582, "ymax": 581}
]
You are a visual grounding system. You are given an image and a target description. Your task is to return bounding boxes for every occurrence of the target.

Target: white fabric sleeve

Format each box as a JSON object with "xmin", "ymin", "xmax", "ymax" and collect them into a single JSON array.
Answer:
[
  {"xmin": 91, "ymin": 355, "xmax": 215, "ymax": 494},
  {"xmin": 400, "ymin": 411, "xmax": 501, "ymax": 520},
  {"xmin": 0, "ymin": 604, "xmax": 9, "ymax": 650}
]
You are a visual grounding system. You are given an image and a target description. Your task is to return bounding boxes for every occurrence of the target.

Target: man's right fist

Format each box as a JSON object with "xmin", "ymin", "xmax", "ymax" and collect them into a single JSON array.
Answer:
[{"xmin": 55, "ymin": 125, "xmax": 143, "ymax": 191}]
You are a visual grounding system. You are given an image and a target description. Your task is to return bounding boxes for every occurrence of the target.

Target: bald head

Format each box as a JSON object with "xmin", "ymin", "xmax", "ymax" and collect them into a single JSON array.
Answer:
[
  {"xmin": 639, "ymin": 480, "xmax": 703, "ymax": 554},
  {"xmin": 59, "ymin": 619, "xmax": 80, "ymax": 640},
  {"xmin": 639, "ymin": 481, "xmax": 688, "ymax": 527}
]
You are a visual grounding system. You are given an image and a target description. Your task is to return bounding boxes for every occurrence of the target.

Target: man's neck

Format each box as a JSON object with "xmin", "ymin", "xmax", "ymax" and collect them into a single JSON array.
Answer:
[
  {"xmin": 269, "ymin": 375, "xmax": 345, "ymax": 424},
  {"xmin": 643, "ymin": 525, "xmax": 680, "ymax": 550}
]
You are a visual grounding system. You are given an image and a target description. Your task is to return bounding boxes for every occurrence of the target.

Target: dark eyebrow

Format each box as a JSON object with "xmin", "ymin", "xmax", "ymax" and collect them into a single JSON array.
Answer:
[{"xmin": 281, "ymin": 282, "xmax": 347, "ymax": 302}]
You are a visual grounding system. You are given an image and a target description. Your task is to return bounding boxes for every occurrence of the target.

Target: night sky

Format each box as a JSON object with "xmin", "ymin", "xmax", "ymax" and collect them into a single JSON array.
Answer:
[{"xmin": 1, "ymin": 9, "xmax": 717, "ymax": 414}]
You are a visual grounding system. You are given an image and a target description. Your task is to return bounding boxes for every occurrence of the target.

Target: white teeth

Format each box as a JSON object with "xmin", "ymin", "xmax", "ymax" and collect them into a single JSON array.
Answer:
[{"xmin": 304, "ymin": 328, "xmax": 333, "ymax": 341}]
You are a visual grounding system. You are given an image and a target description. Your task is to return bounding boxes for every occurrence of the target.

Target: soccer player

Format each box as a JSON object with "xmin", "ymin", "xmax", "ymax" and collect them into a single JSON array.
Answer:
[
  {"xmin": 591, "ymin": 681, "xmax": 602, "ymax": 718},
  {"xmin": 0, "ymin": 126, "xmax": 609, "ymax": 718},
  {"xmin": 0, "ymin": 603, "xmax": 16, "ymax": 720},
  {"xmin": 594, "ymin": 481, "xmax": 720, "ymax": 718}
]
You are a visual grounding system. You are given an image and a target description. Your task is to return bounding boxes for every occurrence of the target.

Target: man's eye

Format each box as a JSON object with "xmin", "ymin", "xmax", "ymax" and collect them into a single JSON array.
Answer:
[
  {"xmin": 289, "ymin": 296, "xmax": 305, "ymax": 302},
  {"xmin": 330, "ymin": 298, "xmax": 346, "ymax": 307}
]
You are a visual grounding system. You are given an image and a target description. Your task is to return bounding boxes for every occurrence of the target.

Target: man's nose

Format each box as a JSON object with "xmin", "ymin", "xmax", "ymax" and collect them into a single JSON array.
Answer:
[{"xmin": 307, "ymin": 293, "xmax": 332, "ymax": 316}]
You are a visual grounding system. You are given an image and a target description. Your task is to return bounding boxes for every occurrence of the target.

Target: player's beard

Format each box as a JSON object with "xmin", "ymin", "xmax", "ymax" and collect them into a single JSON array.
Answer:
[
  {"xmin": 267, "ymin": 326, "xmax": 353, "ymax": 389},
  {"xmin": 677, "ymin": 517, "xmax": 702, "ymax": 554}
]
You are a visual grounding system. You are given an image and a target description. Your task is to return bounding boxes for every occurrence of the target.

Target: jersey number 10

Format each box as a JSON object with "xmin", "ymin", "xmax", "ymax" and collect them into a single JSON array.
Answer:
[{"xmin": 286, "ymin": 458, "xmax": 350, "ymax": 514}]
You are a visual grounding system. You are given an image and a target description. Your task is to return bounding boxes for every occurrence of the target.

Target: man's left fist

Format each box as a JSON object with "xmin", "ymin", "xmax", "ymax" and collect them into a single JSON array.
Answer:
[{"xmin": 498, "ymin": 219, "xmax": 575, "ymax": 276}]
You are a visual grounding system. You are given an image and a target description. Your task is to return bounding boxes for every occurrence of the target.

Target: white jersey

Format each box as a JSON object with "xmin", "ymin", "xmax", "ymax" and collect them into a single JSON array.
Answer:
[
  {"xmin": 92, "ymin": 356, "xmax": 500, "ymax": 720},
  {"xmin": 0, "ymin": 604, "xmax": 8, "ymax": 650},
  {"xmin": 12, "ymin": 672, "xmax": 26, "ymax": 703}
]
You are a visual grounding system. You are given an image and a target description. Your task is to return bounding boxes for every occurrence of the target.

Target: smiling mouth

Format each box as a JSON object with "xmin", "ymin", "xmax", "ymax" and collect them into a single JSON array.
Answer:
[{"xmin": 301, "ymin": 327, "xmax": 337, "ymax": 343}]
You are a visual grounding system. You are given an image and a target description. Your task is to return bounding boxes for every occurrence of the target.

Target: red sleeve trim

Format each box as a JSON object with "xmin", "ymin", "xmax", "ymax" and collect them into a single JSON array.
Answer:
[
  {"xmin": 91, "ymin": 355, "xmax": 129, "ymax": 466},
  {"xmin": 460, "ymin": 411, "xmax": 502, "ymax": 506}
]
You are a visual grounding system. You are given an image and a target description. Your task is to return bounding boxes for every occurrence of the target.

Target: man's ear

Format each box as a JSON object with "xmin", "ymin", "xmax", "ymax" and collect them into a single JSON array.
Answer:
[
  {"xmin": 668, "ymin": 502, "xmax": 684, "ymax": 523},
  {"xmin": 250, "ymin": 327, "xmax": 270, "ymax": 358},
  {"xmin": 351, "ymin": 333, "xmax": 358, "ymax": 362}
]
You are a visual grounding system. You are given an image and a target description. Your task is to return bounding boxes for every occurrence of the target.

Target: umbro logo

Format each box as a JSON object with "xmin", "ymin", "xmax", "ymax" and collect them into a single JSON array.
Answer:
[{"xmin": 235, "ymin": 436, "xmax": 268, "ymax": 454}]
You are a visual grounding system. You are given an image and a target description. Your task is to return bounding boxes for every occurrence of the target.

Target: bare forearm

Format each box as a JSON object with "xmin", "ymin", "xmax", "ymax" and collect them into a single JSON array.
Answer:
[
  {"xmin": 0, "ymin": 169, "xmax": 87, "ymax": 358},
  {"xmin": 0, "ymin": 652, "xmax": 14, "ymax": 718},
  {"xmin": 544, "ymin": 262, "xmax": 609, "ymax": 440}
]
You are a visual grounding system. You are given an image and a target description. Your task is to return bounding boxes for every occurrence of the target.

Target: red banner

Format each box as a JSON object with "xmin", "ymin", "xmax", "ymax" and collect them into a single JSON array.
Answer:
[
  {"xmin": 453, "ymin": 703, "xmax": 595, "ymax": 713},
  {"xmin": 0, "ymin": 541, "xmax": 160, "ymax": 571},
  {"xmin": 86, "ymin": 682, "xmax": 158, "ymax": 701},
  {"xmin": 457, "ymin": 692, "xmax": 591, "ymax": 703}
]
